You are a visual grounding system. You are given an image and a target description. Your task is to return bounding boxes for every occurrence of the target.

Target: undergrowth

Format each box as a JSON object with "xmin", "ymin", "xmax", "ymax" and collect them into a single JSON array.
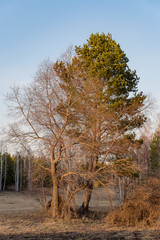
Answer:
[{"xmin": 106, "ymin": 178, "xmax": 160, "ymax": 227}]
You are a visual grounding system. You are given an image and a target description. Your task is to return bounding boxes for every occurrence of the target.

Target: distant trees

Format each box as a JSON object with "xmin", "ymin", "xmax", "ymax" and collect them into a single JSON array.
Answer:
[
  {"xmin": 0, "ymin": 142, "xmax": 16, "ymax": 191},
  {"xmin": 14, "ymin": 153, "xmax": 33, "ymax": 192},
  {"xmin": 6, "ymin": 33, "xmax": 148, "ymax": 218},
  {"xmin": 0, "ymin": 148, "xmax": 33, "ymax": 192},
  {"xmin": 0, "ymin": 151, "xmax": 14, "ymax": 191}
]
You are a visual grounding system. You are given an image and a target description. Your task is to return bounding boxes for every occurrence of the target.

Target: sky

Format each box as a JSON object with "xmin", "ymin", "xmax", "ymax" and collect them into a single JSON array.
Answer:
[{"xmin": 0, "ymin": 0, "xmax": 160, "ymax": 131}]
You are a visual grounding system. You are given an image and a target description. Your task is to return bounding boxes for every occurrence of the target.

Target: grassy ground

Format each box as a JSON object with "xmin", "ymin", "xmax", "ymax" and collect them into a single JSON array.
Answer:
[
  {"xmin": 0, "ymin": 212, "xmax": 160, "ymax": 239},
  {"xmin": 0, "ymin": 190, "xmax": 160, "ymax": 239}
]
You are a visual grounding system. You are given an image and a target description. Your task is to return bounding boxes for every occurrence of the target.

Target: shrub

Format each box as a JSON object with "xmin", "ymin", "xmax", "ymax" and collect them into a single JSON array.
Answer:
[{"xmin": 106, "ymin": 178, "xmax": 160, "ymax": 227}]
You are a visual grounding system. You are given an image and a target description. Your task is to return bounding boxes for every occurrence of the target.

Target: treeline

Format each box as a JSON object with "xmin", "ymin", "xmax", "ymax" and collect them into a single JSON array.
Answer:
[
  {"xmin": 0, "ymin": 152, "xmax": 33, "ymax": 191},
  {"xmin": 0, "ymin": 125, "xmax": 160, "ymax": 216},
  {"xmin": 0, "ymin": 128, "xmax": 159, "ymax": 193}
]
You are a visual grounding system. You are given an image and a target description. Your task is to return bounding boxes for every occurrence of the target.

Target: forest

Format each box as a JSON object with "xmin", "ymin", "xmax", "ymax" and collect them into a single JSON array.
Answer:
[{"xmin": 1, "ymin": 33, "xmax": 160, "ymax": 239}]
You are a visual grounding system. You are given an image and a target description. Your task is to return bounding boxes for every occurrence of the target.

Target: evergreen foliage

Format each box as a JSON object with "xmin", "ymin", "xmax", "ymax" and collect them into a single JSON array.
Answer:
[{"xmin": 55, "ymin": 33, "xmax": 146, "ymax": 212}]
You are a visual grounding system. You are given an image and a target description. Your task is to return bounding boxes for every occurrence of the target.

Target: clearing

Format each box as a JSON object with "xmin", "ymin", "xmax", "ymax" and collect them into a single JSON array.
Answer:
[{"xmin": 0, "ymin": 190, "xmax": 159, "ymax": 239}]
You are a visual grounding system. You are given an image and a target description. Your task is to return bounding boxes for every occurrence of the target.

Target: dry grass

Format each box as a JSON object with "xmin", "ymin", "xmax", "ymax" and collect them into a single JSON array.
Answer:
[
  {"xmin": 0, "ymin": 187, "xmax": 160, "ymax": 239},
  {"xmin": 0, "ymin": 212, "xmax": 160, "ymax": 239},
  {"xmin": 106, "ymin": 178, "xmax": 160, "ymax": 228}
]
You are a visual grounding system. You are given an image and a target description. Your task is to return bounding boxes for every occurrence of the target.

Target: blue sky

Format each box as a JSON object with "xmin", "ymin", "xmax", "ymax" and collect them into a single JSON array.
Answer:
[{"xmin": 0, "ymin": 0, "xmax": 160, "ymax": 130}]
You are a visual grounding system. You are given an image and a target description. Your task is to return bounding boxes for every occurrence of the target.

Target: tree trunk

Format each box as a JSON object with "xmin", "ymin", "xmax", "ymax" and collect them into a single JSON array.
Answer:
[
  {"xmin": 0, "ymin": 152, "xmax": 3, "ymax": 191},
  {"xmin": 20, "ymin": 158, "xmax": 23, "ymax": 191},
  {"xmin": 83, "ymin": 181, "xmax": 93, "ymax": 211},
  {"xmin": 51, "ymin": 161, "xmax": 59, "ymax": 218},
  {"xmin": 80, "ymin": 155, "xmax": 98, "ymax": 213},
  {"xmin": 15, "ymin": 154, "xmax": 19, "ymax": 192},
  {"xmin": 28, "ymin": 157, "xmax": 32, "ymax": 190},
  {"xmin": 3, "ymin": 153, "xmax": 7, "ymax": 191},
  {"xmin": 71, "ymin": 193, "xmax": 77, "ymax": 217},
  {"xmin": 79, "ymin": 181, "xmax": 93, "ymax": 214}
]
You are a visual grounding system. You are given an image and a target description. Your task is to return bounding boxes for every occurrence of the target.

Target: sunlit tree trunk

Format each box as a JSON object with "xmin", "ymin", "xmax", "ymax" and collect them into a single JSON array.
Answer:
[
  {"xmin": 51, "ymin": 160, "xmax": 59, "ymax": 218},
  {"xmin": 20, "ymin": 158, "xmax": 23, "ymax": 191},
  {"xmin": 15, "ymin": 154, "xmax": 19, "ymax": 192}
]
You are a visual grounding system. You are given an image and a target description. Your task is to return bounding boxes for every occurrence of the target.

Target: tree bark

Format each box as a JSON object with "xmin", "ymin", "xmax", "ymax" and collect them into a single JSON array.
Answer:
[
  {"xmin": 20, "ymin": 158, "xmax": 23, "ymax": 191},
  {"xmin": 3, "ymin": 153, "xmax": 7, "ymax": 191},
  {"xmin": 15, "ymin": 154, "xmax": 19, "ymax": 192},
  {"xmin": 83, "ymin": 181, "xmax": 93, "ymax": 212},
  {"xmin": 80, "ymin": 155, "xmax": 98, "ymax": 213},
  {"xmin": 51, "ymin": 160, "xmax": 59, "ymax": 218},
  {"xmin": 28, "ymin": 157, "xmax": 32, "ymax": 190}
]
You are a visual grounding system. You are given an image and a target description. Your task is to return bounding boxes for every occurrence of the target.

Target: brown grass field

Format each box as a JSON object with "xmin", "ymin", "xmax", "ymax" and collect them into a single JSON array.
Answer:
[{"xmin": 0, "ymin": 190, "xmax": 160, "ymax": 239}]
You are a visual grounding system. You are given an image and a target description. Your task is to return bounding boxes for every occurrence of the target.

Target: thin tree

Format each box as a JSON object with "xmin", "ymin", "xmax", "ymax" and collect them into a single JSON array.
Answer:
[
  {"xmin": 2, "ymin": 152, "xmax": 7, "ymax": 191},
  {"xmin": 15, "ymin": 154, "xmax": 19, "ymax": 192}
]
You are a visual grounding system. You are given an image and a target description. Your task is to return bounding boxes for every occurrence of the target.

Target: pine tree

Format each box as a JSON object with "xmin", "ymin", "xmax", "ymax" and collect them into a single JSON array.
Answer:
[{"xmin": 55, "ymin": 33, "xmax": 146, "ymax": 212}]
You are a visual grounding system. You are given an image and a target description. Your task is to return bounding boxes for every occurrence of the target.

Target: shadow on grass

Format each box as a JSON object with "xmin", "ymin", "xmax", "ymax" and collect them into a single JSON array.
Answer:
[{"xmin": 1, "ymin": 230, "xmax": 160, "ymax": 240}]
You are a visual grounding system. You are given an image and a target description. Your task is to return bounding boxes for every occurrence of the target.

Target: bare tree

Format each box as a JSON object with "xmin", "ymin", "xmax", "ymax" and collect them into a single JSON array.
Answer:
[{"xmin": 6, "ymin": 60, "xmax": 85, "ymax": 218}]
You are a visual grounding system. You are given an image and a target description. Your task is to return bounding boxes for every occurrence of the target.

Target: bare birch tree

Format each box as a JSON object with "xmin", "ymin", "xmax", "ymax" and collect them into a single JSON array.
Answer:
[
  {"xmin": 6, "ymin": 59, "xmax": 85, "ymax": 218},
  {"xmin": 15, "ymin": 154, "xmax": 19, "ymax": 192}
]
